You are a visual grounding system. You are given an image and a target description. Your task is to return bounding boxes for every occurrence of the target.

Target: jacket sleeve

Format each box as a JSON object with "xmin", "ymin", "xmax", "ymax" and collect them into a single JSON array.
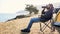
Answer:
[
  {"xmin": 41, "ymin": 10, "xmax": 51, "ymax": 18},
  {"xmin": 41, "ymin": 8, "xmax": 45, "ymax": 14}
]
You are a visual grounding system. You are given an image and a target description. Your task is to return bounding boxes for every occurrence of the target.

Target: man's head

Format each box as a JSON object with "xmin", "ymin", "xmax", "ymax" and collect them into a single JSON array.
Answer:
[
  {"xmin": 46, "ymin": 4, "xmax": 54, "ymax": 10},
  {"xmin": 42, "ymin": 4, "xmax": 54, "ymax": 10}
]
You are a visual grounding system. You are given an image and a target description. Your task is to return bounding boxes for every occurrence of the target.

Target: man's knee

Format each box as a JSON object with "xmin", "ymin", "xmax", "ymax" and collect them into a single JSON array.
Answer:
[
  {"xmin": 30, "ymin": 18, "xmax": 35, "ymax": 22},
  {"xmin": 30, "ymin": 18, "xmax": 33, "ymax": 21},
  {"xmin": 31, "ymin": 18, "xmax": 36, "ymax": 20}
]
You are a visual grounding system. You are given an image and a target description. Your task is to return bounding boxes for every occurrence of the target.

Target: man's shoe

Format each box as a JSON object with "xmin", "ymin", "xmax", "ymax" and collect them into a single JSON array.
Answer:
[{"xmin": 21, "ymin": 29, "xmax": 30, "ymax": 33}]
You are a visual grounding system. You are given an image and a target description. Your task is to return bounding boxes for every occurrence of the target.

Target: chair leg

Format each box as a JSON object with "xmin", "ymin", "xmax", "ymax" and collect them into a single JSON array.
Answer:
[
  {"xmin": 51, "ymin": 23, "xmax": 55, "ymax": 32},
  {"xmin": 40, "ymin": 23, "xmax": 45, "ymax": 34},
  {"xmin": 51, "ymin": 20, "xmax": 55, "ymax": 32},
  {"xmin": 40, "ymin": 23, "xmax": 42, "ymax": 32}
]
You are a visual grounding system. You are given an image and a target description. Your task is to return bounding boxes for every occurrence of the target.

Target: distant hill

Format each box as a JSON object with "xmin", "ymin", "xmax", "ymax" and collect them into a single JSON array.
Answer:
[{"xmin": 6, "ymin": 15, "xmax": 30, "ymax": 22}]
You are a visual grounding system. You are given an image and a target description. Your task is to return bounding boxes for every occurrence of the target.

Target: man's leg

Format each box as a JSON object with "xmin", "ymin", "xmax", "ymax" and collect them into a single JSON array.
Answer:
[
  {"xmin": 21, "ymin": 17, "xmax": 40, "ymax": 33},
  {"xmin": 27, "ymin": 17, "xmax": 40, "ymax": 30}
]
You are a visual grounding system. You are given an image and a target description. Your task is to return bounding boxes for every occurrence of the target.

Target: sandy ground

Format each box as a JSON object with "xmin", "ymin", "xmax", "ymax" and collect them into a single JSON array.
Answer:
[{"xmin": 0, "ymin": 14, "xmax": 60, "ymax": 34}]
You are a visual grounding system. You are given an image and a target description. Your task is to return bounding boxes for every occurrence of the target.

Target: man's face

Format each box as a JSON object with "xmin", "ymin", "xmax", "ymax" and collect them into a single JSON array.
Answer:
[{"xmin": 46, "ymin": 5, "xmax": 50, "ymax": 9}]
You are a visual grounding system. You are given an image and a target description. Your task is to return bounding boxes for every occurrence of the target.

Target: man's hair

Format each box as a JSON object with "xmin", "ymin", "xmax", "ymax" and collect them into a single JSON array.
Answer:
[
  {"xmin": 49, "ymin": 4, "xmax": 53, "ymax": 7},
  {"xmin": 48, "ymin": 4, "xmax": 54, "ymax": 9}
]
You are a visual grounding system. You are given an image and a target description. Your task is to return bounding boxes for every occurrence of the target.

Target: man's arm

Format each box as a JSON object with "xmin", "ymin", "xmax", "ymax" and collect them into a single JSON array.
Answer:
[
  {"xmin": 41, "ymin": 8, "xmax": 45, "ymax": 14},
  {"xmin": 38, "ymin": 8, "xmax": 45, "ymax": 17}
]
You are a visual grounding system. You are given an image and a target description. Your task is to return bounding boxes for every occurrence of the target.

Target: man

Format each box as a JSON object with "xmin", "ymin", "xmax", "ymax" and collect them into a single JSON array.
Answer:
[{"xmin": 21, "ymin": 4, "xmax": 54, "ymax": 33}]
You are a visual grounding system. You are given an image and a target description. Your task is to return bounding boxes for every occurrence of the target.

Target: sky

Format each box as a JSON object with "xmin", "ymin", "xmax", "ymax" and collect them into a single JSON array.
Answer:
[{"xmin": 0, "ymin": 0, "xmax": 60, "ymax": 13}]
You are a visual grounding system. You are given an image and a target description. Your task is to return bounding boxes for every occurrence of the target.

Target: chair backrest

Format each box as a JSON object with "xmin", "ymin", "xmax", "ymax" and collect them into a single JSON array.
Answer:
[{"xmin": 55, "ymin": 10, "xmax": 60, "ymax": 22}]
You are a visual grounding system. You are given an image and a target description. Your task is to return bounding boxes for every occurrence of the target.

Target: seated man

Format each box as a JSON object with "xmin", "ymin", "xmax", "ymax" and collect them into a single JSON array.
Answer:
[{"xmin": 21, "ymin": 4, "xmax": 54, "ymax": 33}]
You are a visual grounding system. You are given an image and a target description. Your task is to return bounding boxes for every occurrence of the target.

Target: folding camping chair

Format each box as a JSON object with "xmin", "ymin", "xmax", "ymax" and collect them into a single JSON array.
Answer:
[{"xmin": 40, "ymin": 18, "xmax": 52, "ymax": 34}]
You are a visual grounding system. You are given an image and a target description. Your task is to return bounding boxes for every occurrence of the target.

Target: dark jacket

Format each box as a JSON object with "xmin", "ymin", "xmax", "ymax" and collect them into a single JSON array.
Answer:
[{"xmin": 40, "ymin": 9, "xmax": 53, "ymax": 22}]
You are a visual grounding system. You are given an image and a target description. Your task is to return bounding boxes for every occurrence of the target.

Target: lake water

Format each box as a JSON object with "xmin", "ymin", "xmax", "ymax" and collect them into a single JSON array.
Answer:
[
  {"xmin": 0, "ymin": 11, "xmax": 29, "ymax": 22},
  {"xmin": 0, "ymin": 14, "xmax": 17, "ymax": 22}
]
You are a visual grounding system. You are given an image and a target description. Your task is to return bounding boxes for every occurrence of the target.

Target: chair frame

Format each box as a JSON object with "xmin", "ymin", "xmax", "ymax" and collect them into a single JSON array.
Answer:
[{"xmin": 40, "ymin": 19, "xmax": 53, "ymax": 33}]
